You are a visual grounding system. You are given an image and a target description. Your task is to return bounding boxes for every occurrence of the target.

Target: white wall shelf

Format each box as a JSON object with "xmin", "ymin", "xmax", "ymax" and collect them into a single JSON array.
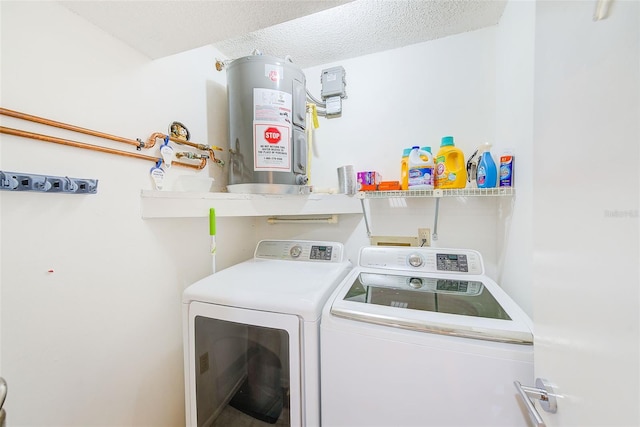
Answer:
[
  {"xmin": 357, "ymin": 187, "xmax": 514, "ymax": 199},
  {"xmin": 140, "ymin": 188, "xmax": 514, "ymax": 226},
  {"xmin": 355, "ymin": 187, "xmax": 515, "ymax": 240},
  {"xmin": 140, "ymin": 190, "xmax": 363, "ymax": 218}
]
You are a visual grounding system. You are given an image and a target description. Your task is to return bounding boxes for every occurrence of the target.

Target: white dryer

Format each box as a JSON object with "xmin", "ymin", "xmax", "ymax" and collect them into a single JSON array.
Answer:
[
  {"xmin": 320, "ymin": 246, "xmax": 533, "ymax": 427},
  {"xmin": 183, "ymin": 240, "xmax": 351, "ymax": 427}
]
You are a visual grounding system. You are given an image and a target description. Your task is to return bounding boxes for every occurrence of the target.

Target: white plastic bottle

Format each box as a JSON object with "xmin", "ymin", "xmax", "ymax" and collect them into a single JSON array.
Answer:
[{"xmin": 408, "ymin": 146, "xmax": 434, "ymax": 190}]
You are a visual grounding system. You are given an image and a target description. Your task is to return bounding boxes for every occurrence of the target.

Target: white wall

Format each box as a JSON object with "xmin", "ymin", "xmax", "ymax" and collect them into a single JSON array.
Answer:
[
  {"xmin": 494, "ymin": 0, "xmax": 535, "ymax": 315},
  {"xmin": 300, "ymin": 26, "xmax": 513, "ymax": 279},
  {"xmin": 1, "ymin": 1, "xmax": 534, "ymax": 426},
  {"xmin": 0, "ymin": 2, "xmax": 255, "ymax": 426},
  {"xmin": 303, "ymin": 28, "xmax": 497, "ymax": 188}
]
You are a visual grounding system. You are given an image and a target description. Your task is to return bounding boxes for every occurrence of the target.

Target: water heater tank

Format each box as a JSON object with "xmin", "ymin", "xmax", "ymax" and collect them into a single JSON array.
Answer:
[{"xmin": 226, "ymin": 54, "xmax": 309, "ymax": 194}]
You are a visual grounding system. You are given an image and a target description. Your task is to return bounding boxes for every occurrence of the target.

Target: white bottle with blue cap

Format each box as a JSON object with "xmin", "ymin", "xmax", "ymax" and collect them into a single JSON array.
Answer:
[{"xmin": 408, "ymin": 145, "xmax": 434, "ymax": 190}]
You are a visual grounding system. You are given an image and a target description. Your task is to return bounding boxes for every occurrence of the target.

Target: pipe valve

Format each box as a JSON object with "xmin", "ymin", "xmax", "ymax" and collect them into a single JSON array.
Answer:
[{"xmin": 176, "ymin": 152, "xmax": 208, "ymax": 160}]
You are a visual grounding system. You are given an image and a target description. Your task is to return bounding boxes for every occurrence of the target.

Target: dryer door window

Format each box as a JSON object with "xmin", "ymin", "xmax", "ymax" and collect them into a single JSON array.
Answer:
[{"xmin": 186, "ymin": 302, "xmax": 301, "ymax": 427}]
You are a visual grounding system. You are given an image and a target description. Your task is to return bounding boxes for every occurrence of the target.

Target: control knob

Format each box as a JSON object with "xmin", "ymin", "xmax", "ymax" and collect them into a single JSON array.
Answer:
[
  {"xmin": 408, "ymin": 278, "xmax": 423, "ymax": 289},
  {"xmin": 289, "ymin": 245, "xmax": 302, "ymax": 258},
  {"xmin": 408, "ymin": 253, "xmax": 424, "ymax": 268}
]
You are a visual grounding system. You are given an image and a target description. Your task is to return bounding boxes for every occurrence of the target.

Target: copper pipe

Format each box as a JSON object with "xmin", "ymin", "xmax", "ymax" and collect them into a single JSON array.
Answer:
[
  {"xmin": 0, "ymin": 107, "xmax": 154, "ymax": 149},
  {"xmin": 190, "ymin": 157, "xmax": 207, "ymax": 170},
  {"xmin": 0, "ymin": 126, "xmax": 205, "ymax": 170},
  {"xmin": 146, "ymin": 132, "xmax": 166, "ymax": 148},
  {"xmin": 146, "ymin": 132, "xmax": 209, "ymax": 170},
  {"xmin": 146, "ymin": 132, "xmax": 223, "ymax": 154},
  {"xmin": 175, "ymin": 152, "xmax": 208, "ymax": 160},
  {"xmin": 168, "ymin": 137, "xmax": 203, "ymax": 149},
  {"xmin": 209, "ymin": 148, "xmax": 225, "ymax": 167},
  {"xmin": 147, "ymin": 132, "xmax": 222, "ymax": 169},
  {"xmin": 165, "ymin": 134, "xmax": 224, "ymax": 152}
]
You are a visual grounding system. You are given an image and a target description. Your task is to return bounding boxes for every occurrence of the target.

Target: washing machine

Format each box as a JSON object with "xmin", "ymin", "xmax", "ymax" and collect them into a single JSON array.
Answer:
[
  {"xmin": 183, "ymin": 240, "xmax": 351, "ymax": 427},
  {"xmin": 320, "ymin": 246, "xmax": 533, "ymax": 427}
]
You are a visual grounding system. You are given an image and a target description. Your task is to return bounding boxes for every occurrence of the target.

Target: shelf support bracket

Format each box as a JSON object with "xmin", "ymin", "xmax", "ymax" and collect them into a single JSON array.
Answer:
[
  {"xmin": 432, "ymin": 189, "xmax": 443, "ymax": 241},
  {"xmin": 359, "ymin": 196, "xmax": 372, "ymax": 237}
]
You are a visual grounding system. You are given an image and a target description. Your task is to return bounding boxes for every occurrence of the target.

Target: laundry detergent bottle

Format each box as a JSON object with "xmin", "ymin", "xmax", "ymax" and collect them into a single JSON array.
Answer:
[
  {"xmin": 435, "ymin": 136, "xmax": 466, "ymax": 189},
  {"xmin": 400, "ymin": 148, "xmax": 411, "ymax": 190},
  {"xmin": 408, "ymin": 146, "xmax": 434, "ymax": 189},
  {"xmin": 476, "ymin": 142, "xmax": 497, "ymax": 188}
]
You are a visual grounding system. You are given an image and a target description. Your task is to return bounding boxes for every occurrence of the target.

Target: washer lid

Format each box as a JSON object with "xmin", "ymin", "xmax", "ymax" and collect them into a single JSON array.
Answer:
[{"xmin": 329, "ymin": 270, "xmax": 533, "ymax": 345}]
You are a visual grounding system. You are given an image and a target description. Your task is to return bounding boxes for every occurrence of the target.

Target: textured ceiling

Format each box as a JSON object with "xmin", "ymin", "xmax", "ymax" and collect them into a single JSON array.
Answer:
[{"xmin": 59, "ymin": 0, "xmax": 507, "ymax": 68}]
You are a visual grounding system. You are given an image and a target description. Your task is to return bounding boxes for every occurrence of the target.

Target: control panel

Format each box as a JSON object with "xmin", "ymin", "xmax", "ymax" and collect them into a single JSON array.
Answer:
[
  {"xmin": 358, "ymin": 246, "xmax": 483, "ymax": 275},
  {"xmin": 254, "ymin": 240, "xmax": 344, "ymax": 262},
  {"xmin": 358, "ymin": 272, "xmax": 483, "ymax": 296}
]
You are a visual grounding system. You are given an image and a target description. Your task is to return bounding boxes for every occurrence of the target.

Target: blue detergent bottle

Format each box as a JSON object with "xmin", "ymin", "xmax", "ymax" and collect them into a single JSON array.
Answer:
[{"xmin": 476, "ymin": 142, "xmax": 497, "ymax": 188}]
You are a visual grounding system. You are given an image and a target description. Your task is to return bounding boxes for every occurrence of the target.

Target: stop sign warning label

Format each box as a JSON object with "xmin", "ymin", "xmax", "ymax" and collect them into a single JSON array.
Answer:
[
  {"xmin": 254, "ymin": 123, "xmax": 290, "ymax": 171},
  {"xmin": 264, "ymin": 127, "xmax": 281, "ymax": 144}
]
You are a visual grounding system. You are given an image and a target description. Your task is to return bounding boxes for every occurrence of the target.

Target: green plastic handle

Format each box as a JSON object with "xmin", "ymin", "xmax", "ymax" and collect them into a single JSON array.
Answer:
[{"xmin": 209, "ymin": 208, "xmax": 216, "ymax": 236}]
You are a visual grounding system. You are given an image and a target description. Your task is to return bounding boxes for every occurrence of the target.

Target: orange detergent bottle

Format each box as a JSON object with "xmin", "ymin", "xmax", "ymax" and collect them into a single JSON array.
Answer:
[
  {"xmin": 400, "ymin": 148, "xmax": 411, "ymax": 190},
  {"xmin": 434, "ymin": 136, "xmax": 467, "ymax": 189}
]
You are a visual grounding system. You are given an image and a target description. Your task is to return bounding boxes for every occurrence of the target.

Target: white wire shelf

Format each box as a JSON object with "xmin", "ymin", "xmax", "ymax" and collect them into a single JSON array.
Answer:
[
  {"xmin": 356, "ymin": 187, "xmax": 515, "ymax": 240},
  {"xmin": 357, "ymin": 187, "xmax": 514, "ymax": 199}
]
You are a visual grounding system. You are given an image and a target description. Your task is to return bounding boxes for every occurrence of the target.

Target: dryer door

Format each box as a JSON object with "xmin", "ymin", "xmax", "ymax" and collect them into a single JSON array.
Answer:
[{"xmin": 185, "ymin": 301, "xmax": 301, "ymax": 427}]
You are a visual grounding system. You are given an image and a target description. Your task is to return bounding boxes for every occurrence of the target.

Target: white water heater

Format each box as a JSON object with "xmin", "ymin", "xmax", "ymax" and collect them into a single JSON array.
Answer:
[{"xmin": 226, "ymin": 54, "xmax": 309, "ymax": 194}]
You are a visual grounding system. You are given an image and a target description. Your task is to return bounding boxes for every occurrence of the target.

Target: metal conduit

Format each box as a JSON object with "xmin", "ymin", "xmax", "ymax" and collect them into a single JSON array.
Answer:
[{"xmin": 0, "ymin": 126, "xmax": 206, "ymax": 170}]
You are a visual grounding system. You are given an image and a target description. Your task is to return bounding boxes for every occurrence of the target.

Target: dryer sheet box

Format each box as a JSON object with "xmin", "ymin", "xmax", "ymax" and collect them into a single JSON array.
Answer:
[{"xmin": 357, "ymin": 171, "xmax": 381, "ymax": 191}]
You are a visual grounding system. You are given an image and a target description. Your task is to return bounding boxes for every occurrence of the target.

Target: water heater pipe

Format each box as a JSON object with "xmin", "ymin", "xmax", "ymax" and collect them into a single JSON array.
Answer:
[
  {"xmin": 0, "ymin": 107, "xmax": 154, "ymax": 149},
  {"xmin": 172, "ymin": 135, "xmax": 222, "ymax": 152},
  {"xmin": 0, "ymin": 126, "xmax": 206, "ymax": 170},
  {"xmin": 147, "ymin": 133, "xmax": 224, "ymax": 166}
]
